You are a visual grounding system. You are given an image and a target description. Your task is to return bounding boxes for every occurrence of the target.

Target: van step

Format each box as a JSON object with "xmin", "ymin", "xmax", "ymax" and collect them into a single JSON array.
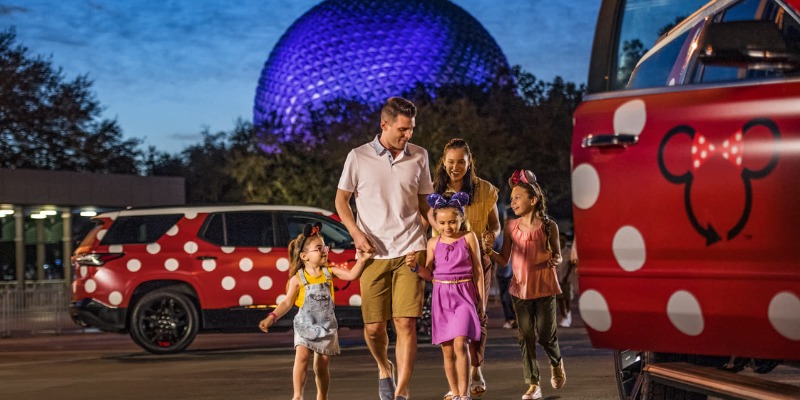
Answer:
[{"xmin": 645, "ymin": 362, "xmax": 800, "ymax": 400}]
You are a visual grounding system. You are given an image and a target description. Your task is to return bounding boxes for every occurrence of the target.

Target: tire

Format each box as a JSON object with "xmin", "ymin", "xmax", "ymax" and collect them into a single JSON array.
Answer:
[
  {"xmin": 129, "ymin": 289, "xmax": 199, "ymax": 354},
  {"xmin": 614, "ymin": 350, "xmax": 707, "ymax": 400}
]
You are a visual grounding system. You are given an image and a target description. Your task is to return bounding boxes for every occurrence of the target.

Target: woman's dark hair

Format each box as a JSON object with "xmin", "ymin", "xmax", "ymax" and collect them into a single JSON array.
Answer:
[{"xmin": 433, "ymin": 138, "xmax": 478, "ymax": 204}]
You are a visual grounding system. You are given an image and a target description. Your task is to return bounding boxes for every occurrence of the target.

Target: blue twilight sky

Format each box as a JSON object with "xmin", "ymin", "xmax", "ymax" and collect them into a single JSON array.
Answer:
[{"xmin": 1, "ymin": 0, "xmax": 601, "ymax": 154}]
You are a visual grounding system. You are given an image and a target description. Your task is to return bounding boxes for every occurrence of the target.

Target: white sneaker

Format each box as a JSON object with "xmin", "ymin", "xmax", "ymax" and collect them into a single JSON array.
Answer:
[
  {"xmin": 558, "ymin": 312, "xmax": 572, "ymax": 328},
  {"xmin": 502, "ymin": 321, "xmax": 513, "ymax": 329},
  {"xmin": 521, "ymin": 384, "xmax": 542, "ymax": 400}
]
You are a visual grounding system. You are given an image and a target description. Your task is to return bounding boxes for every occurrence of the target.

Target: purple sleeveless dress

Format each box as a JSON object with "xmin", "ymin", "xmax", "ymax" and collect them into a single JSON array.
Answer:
[{"xmin": 431, "ymin": 236, "xmax": 481, "ymax": 345}]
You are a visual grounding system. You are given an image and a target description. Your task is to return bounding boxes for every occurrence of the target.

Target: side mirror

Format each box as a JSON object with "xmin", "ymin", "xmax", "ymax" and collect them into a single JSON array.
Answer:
[{"xmin": 697, "ymin": 20, "xmax": 800, "ymax": 70}]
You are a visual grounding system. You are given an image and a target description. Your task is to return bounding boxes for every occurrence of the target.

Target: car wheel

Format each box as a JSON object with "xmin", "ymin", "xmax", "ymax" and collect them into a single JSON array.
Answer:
[
  {"xmin": 614, "ymin": 350, "xmax": 708, "ymax": 400},
  {"xmin": 129, "ymin": 289, "xmax": 199, "ymax": 354}
]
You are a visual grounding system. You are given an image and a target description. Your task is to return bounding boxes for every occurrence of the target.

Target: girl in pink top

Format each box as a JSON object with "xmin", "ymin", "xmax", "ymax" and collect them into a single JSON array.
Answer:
[{"xmin": 488, "ymin": 170, "xmax": 565, "ymax": 400}]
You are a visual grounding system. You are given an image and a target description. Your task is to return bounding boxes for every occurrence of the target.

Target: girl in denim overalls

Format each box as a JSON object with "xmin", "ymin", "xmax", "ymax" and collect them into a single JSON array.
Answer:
[{"xmin": 259, "ymin": 222, "xmax": 373, "ymax": 400}]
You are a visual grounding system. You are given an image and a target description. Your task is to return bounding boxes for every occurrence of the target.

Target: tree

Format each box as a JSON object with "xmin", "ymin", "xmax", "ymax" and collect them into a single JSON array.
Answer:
[{"xmin": 0, "ymin": 28, "xmax": 141, "ymax": 173}]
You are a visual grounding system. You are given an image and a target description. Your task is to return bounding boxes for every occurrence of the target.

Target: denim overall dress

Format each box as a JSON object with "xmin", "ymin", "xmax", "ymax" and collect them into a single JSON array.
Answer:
[{"xmin": 293, "ymin": 267, "xmax": 340, "ymax": 355}]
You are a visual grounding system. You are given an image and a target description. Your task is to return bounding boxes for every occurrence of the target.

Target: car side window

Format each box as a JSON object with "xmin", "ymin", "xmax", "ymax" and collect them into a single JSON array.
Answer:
[
  {"xmin": 200, "ymin": 212, "xmax": 275, "ymax": 247},
  {"xmin": 101, "ymin": 214, "xmax": 183, "ymax": 245},
  {"xmin": 284, "ymin": 213, "xmax": 354, "ymax": 249},
  {"xmin": 627, "ymin": 29, "xmax": 693, "ymax": 89}
]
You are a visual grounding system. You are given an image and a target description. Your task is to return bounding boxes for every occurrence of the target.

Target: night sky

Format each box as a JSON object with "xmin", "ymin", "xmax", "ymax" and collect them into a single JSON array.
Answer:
[{"xmin": 1, "ymin": 0, "xmax": 600, "ymax": 153}]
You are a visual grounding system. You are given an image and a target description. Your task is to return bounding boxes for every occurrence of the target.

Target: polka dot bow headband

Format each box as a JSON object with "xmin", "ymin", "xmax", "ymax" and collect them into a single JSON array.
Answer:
[
  {"xmin": 508, "ymin": 169, "xmax": 537, "ymax": 187},
  {"xmin": 426, "ymin": 192, "xmax": 470, "ymax": 214}
]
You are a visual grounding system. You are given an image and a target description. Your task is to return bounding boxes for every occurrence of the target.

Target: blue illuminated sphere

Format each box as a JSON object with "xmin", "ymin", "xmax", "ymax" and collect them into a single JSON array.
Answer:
[{"xmin": 253, "ymin": 0, "xmax": 509, "ymax": 131}]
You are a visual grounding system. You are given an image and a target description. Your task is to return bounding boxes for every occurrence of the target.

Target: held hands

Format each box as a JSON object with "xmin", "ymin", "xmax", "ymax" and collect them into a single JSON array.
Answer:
[
  {"xmin": 405, "ymin": 251, "xmax": 419, "ymax": 272},
  {"xmin": 357, "ymin": 248, "xmax": 375, "ymax": 261},
  {"xmin": 353, "ymin": 230, "xmax": 376, "ymax": 253},
  {"xmin": 481, "ymin": 231, "xmax": 495, "ymax": 254}
]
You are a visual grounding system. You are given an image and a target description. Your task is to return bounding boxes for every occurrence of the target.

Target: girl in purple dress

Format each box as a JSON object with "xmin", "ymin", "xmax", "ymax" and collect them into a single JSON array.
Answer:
[{"xmin": 405, "ymin": 192, "xmax": 485, "ymax": 400}]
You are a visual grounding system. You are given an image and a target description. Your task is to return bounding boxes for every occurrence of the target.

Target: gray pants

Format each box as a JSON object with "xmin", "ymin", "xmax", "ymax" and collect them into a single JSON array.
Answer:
[{"xmin": 513, "ymin": 295, "xmax": 561, "ymax": 384}]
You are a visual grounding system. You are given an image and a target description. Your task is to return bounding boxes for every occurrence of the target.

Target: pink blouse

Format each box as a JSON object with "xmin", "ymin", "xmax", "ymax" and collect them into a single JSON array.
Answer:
[{"xmin": 508, "ymin": 218, "xmax": 562, "ymax": 300}]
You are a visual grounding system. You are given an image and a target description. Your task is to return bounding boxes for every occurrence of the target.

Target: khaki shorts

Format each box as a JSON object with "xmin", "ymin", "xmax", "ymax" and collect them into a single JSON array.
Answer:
[{"xmin": 359, "ymin": 252, "xmax": 426, "ymax": 324}]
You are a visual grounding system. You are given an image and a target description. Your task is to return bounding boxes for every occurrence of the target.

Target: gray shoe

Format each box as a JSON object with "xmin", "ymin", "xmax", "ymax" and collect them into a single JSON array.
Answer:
[{"xmin": 379, "ymin": 361, "xmax": 396, "ymax": 400}]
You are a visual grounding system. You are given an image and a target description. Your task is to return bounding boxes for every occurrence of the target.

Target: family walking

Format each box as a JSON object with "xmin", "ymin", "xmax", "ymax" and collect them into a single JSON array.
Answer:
[{"xmin": 259, "ymin": 96, "xmax": 569, "ymax": 400}]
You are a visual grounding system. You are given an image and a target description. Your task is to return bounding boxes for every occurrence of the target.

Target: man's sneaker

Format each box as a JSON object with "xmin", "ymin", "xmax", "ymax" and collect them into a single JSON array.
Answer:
[
  {"xmin": 558, "ymin": 312, "xmax": 572, "ymax": 328},
  {"xmin": 551, "ymin": 359, "xmax": 566, "ymax": 389},
  {"xmin": 521, "ymin": 384, "xmax": 542, "ymax": 400}
]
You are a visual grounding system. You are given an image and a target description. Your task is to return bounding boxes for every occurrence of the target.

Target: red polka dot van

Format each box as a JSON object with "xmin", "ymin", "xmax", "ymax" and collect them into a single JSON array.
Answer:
[
  {"xmin": 573, "ymin": 0, "xmax": 800, "ymax": 397},
  {"xmin": 70, "ymin": 205, "xmax": 363, "ymax": 354}
]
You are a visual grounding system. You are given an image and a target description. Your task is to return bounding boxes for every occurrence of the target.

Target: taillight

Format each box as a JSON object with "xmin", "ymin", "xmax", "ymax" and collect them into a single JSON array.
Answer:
[{"xmin": 74, "ymin": 253, "xmax": 124, "ymax": 266}]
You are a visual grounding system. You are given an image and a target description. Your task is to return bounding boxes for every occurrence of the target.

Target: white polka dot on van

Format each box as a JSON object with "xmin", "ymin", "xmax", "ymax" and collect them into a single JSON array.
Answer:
[
  {"xmin": 667, "ymin": 290, "xmax": 704, "ymax": 336},
  {"xmin": 109, "ymin": 245, "xmax": 123, "ymax": 253},
  {"xmin": 579, "ymin": 290, "xmax": 612, "ymax": 332},
  {"xmin": 222, "ymin": 247, "xmax": 235, "ymax": 254},
  {"xmin": 127, "ymin": 259, "xmax": 142, "ymax": 272},
  {"xmin": 96, "ymin": 229, "xmax": 107, "ymax": 241},
  {"xmin": 166, "ymin": 225, "xmax": 179, "ymax": 236},
  {"xmin": 276, "ymin": 258, "xmax": 290, "ymax": 272},
  {"xmin": 84, "ymin": 279, "xmax": 97, "ymax": 293},
  {"xmin": 239, "ymin": 295, "xmax": 253, "ymax": 306},
  {"xmin": 768, "ymin": 291, "xmax": 800, "ymax": 341},
  {"xmin": 612, "ymin": 226, "xmax": 646, "ymax": 272},
  {"xmin": 276, "ymin": 294, "xmax": 287, "ymax": 304},
  {"xmin": 221, "ymin": 276, "xmax": 236, "ymax": 290},
  {"xmin": 331, "ymin": 248, "xmax": 345, "ymax": 254},
  {"xmin": 240, "ymin": 258, "xmax": 253, "ymax": 272},
  {"xmin": 572, "ymin": 163, "xmax": 601, "ymax": 210},
  {"xmin": 164, "ymin": 258, "xmax": 179, "ymax": 271},
  {"xmin": 185, "ymin": 211, "xmax": 198, "ymax": 219},
  {"xmin": 108, "ymin": 291, "xmax": 123, "ymax": 306},
  {"xmin": 613, "ymin": 99, "xmax": 646, "ymax": 135},
  {"xmin": 146, "ymin": 243, "xmax": 161, "ymax": 254},
  {"xmin": 202, "ymin": 259, "xmax": 216, "ymax": 272},
  {"xmin": 79, "ymin": 266, "xmax": 87, "ymax": 278},
  {"xmin": 259, "ymin": 276, "xmax": 273, "ymax": 290},
  {"xmin": 258, "ymin": 247, "xmax": 272, "ymax": 253},
  {"xmin": 349, "ymin": 295, "xmax": 362, "ymax": 306},
  {"xmin": 184, "ymin": 241, "xmax": 198, "ymax": 254}
]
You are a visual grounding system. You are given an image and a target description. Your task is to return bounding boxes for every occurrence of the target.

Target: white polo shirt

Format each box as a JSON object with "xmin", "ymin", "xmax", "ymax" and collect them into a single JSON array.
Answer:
[{"xmin": 338, "ymin": 135, "xmax": 434, "ymax": 259}]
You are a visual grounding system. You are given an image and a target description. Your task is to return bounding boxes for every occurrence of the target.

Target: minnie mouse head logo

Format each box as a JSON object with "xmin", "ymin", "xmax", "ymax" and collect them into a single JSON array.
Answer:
[{"xmin": 658, "ymin": 118, "xmax": 780, "ymax": 245}]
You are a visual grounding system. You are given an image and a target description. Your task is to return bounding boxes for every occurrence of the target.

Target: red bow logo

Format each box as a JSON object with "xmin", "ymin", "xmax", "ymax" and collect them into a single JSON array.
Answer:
[{"xmin": 691, "ymin": 131, "xmax": 743, "ymax": 169}]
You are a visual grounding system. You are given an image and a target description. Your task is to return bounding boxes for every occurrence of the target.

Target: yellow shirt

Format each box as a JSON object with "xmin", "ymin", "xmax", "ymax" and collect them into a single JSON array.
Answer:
[
  {"xmin": 435, "ymin": 178, "xmax": 499, "ymax": 237},
  {"xmin": 294, "ymin": 267, "xmax": 335, "ymax": 308}
]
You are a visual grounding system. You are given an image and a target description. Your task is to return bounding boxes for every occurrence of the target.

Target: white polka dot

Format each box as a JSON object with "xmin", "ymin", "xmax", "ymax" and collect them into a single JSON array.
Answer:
[
  {"xmin": 184, "ymin": 241, "xmax": 198, "ymax": 254},
  {"xmin": 276, "ymin": 294, "xmax": 287, "ymax": 303},
  {"xmin": 164, "ymin": 258, "xmax": 179, "ymax": 271},
  {"xmin": 221, "ymin": 276, "xmax": 236, "ymax": 290},
  {"xmin": 166, "ymin": 225, "xmax": 179, "ymax": 236},
  {"xmin": 84, "ymin": 279, "xmax": 97, "ymax": 293},
  {"xmin": 222, "ymin": 246, "xmax": 235, "ymax": 254},
  {"xmin": 108, "ymin": 244, "xmax": 123, "ymax": 253},
  {"xmin": 349, "ymin": 294, "xmax": 362, "ymax": 306},
  {"xmin": 240, "ymin": 258, "xmax": 253, "ymax": 272},
  {"xmin": 613, "ymin": 99, "xmax": 646, "ymax": 135},
  {"xmin": 693, "ymin": 160, "xmax": 701, "ymax": 168},
  {"xmin": 108, "ymin": 291, "xmax": 123, "ymax": 306},
  {"xmin": 572, "ymin": 163, "xmax": 601, "ymax": 210},
  {"xmin": 185, "ymin": 211, "xmax": 198, "ymax": 219},
  {"xmin": 202, "ymin": 259, "xmax": 216, "ymax": 271},
  {"xmin": 691, "ymin": 146, "xmax": 697, "ymax": 154},
  {"xmin": 96, "ymin": 229, "xmax": 107, "ymax": 241},
  {"xmin": 699, "ymin": 136, "xmax": 706, "ymax": 144},
  {"xmin": 258, "ymin": 276, "xmax": 273, "ymax": 290},
  {"xmin": 331, "ymin": 248, "xmax": 345, "ymax": 254},
  {"xmin": 579, "ymin": 290, "xmax": 612, "ymax": 332},
  {"xmin": 239, "ymin": 295, "xmax": 253, "ymax": 306},
  {"xmin": 276, "ymin": 258, "xmax": 290, "ymax": 272},
  {"xmin": 258, "ymin": 247, "xmax": 272, "ymax": 253},
  {"xmin": 146, "ymin": 243, "xmax": 161, "ymax": 254},
  {"xmin": 79, "ymin": 266, "xmax": 87, "ymax": 278},
  {"xmin": 127, "ymin": 259, "xmax": 142, "ymax": 272},
  {"xmin": 667, "ymin": 290, "xmax": 704, "ymax": 336},
  {"xmin": 613, "ymin": 226, "xmax": 647, "ymax": 272},
  {"xmin": 768, "ymin": 291, "xmax": 800, "ymax": 340}
]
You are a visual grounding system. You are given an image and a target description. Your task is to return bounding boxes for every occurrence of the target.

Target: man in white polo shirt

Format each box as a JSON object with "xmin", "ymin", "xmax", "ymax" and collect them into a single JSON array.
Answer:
[{"xmin": 335, "ymin": 97, "xmax": 433, "ymax": 400}]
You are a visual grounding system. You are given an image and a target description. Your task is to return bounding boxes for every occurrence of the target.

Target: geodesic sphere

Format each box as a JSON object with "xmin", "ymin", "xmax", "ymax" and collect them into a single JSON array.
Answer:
[{"xmin": 253, "ymin": 0, "xmax": 509, "ymax": 131}]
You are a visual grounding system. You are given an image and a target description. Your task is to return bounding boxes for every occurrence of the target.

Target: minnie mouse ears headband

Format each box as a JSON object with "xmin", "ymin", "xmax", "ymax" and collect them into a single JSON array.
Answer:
[
  {"xmin": 427, "ymin": 192, "xmax": 470, "ymax": 214},
  {"xmin": 509, "ymin": 169, "xmax": 537, "ymax": 188},
  {"xmin": 299, "ymin": 222, "xmax": 322, "ymax": 251}
]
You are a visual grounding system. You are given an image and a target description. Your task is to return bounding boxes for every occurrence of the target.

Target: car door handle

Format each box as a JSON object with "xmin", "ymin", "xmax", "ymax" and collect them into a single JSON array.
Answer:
[
  {"xmin": 582, "ymin": 134, "xmax": 639, "ymax": 148},
  {"xmin": 196, "ymin": 256, "xmax": 217, "ymax": 260}
]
